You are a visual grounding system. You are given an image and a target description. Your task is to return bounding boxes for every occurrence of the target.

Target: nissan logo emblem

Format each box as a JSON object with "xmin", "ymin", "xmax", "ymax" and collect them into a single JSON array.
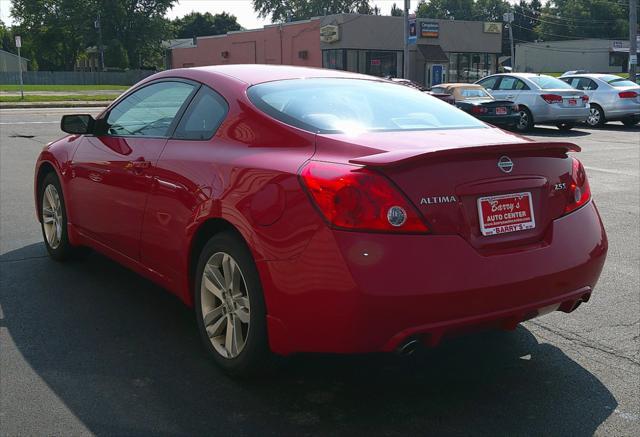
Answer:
[{"xmin": 497, "ymin": 156, "xmax": 514, "ymax": 173}]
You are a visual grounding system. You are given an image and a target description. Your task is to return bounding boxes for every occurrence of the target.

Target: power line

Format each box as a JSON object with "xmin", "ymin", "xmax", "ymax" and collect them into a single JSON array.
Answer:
[{"xmin": 510, "ymin": 22, "xmax": 626, "ymax": 40}]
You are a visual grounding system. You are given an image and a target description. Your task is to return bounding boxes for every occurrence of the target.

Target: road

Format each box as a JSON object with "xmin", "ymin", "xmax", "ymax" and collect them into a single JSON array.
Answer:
[{"xmin": 1, "ymin": 108, "xmax": 638, "ymax": 436}]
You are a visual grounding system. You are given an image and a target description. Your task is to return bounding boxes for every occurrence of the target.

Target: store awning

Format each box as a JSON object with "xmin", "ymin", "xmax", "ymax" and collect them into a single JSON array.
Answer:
[{"xmin": 418, "ymin": 44, "xmax": 449, "ymax": 62}]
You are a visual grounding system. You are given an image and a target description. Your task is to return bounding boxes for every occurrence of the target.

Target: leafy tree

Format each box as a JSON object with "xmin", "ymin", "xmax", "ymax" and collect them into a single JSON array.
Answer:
[
  {"xmin": 534, "ymin": 0, "xmax": 628, "ymax": 41},
  {"xmin": 252, "ymin": 0, "xmax": 377, "ymax": 23},
  {"xmin": 173, "ymin": 12, "xmax": 242, "ymax": 38},
  {"xmin": 390, "ymin": 3, "xmax": 404, "ymax": 16},
  {"xmin": 105, "ymin": 38, "xmax": 129, "ymax": 69},
  {"xmin": 512, "ymin": 0, "xmax": 541, "ymax": 43},
  {"xmin": 415, "ymin": 0, "xmax": 475, "ymax": 21},
  {"xmin": 473, "ymin": 0, "xmax": 509, "ymax": 21}
]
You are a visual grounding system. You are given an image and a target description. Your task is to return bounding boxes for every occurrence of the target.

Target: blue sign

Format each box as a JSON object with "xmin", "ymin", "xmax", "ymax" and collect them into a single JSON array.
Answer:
[
  {"xmin": 432, "ymin": 64, "xmax": 443, "ymax": 85},
  {"xmin": 408, "ymin": 18, "xmax": 417, "ymax": 44}
]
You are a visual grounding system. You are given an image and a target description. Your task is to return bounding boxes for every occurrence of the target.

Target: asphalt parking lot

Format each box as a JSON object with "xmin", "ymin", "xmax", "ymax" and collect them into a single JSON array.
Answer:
[{"xmin": 1, "ymin": 107, "xmax": 638, "ymax": 436}]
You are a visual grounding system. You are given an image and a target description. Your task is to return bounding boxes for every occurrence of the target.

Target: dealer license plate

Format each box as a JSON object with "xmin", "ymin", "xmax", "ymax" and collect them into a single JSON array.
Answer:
[
  {"xmin": 495, "ymin": 107, "xmax": 507, "ymax": 115},
  {"xmin": 477, "ymin": 192, "xmax": 536, "ymax": 236}
]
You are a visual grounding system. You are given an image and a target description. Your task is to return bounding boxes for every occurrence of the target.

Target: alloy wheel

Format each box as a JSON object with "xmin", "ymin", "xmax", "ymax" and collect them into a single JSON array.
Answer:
[
  {"xmin": 517, "ymin": 110, "xmax": 529, "ymax": 130},
  {"xmin": 42, "ymin": 184, "xmax": 63, "ymax": 249},
  {"xmin": 200, "ymin": 252, "xmax": 251, "ymax": 359},
  {"xmin": 587, "ymin": 107, "xmax": 601, "ymax": 126}
]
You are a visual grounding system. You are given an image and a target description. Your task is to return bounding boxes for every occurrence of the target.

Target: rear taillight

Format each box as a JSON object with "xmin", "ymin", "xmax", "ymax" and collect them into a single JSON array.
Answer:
[
  {"xmin": 564, "ymin": 157, "xmax": 591, "ymax": 215},
  {"xmin": 471, "ymin": 106, "xmax": 488, "ymax": 114},
  {"xmin": 581, "ymin": 95, "xmax": 589, "ymax": 103},
  {"xmin": 541, "ymin": 94, "xmax": 563, "ymax": 104},
  {"xmin": 299, "ymin": 161, "xmax": 429, "ymax": 233},
  {"xmin": 618, "ymin": 91, "xmax": 638, "ymax": 99}
]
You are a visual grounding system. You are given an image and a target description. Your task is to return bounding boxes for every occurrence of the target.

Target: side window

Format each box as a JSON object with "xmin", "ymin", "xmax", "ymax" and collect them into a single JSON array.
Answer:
[
  {"xmin": 478, "ymin": 76, "xmax": 499, "ymax": 90},
  {"xmin": 568, "ymin": 78, "xmax": 581, "ymax": 89},
  {"xmin": 514, "ymin": 79, "xmax": 529, "ymax": 90},
  {"xmin": 106, "ymin": 81, "xmax": 195, "ymax": 137},
  {"xmin": 581, "ymin": 78, "xmax": 598, "ymax": 90},
  {"xmin": 497, "ymin": 76, "xmax": 517, "ymax": 90},
  {"xmin": 174, "ymin": 86, "xmax": 229, "ymax": 140}
]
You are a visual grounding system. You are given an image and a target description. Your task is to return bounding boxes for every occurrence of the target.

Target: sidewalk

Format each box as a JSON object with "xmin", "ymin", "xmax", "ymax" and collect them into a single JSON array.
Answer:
[{"xmin": 0, "ymin": 101, "xmax": 111, "ymax": 109}]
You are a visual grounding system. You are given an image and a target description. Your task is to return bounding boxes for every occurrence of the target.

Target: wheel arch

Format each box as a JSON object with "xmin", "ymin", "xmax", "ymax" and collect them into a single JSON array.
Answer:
[
  {"xmin": 186, "ymin": 217, "xmax": 253, "ymax": 306},
  {"xmin": 35, "ymin": 161, "xmax": 60, "ymax": 221}
]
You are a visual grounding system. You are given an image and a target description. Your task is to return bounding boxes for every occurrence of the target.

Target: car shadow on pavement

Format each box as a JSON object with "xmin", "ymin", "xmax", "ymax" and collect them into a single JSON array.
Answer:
[
  {"xmin": 525, "ymin": 126, "xmax": 592, "ymax": 137},
  {"xmin": 1, "ymin": 243, "xmax": 617, "ymax": 436}
]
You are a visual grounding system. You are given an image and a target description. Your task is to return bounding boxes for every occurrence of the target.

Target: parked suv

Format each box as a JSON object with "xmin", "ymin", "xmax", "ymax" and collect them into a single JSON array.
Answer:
[
  {"xmin": 476, "ymin": 73, "xmax": 590, "ymax": 132},
  {"xmin": 560, "ymin": 73, "xmax": 640, "ymax": 127}
]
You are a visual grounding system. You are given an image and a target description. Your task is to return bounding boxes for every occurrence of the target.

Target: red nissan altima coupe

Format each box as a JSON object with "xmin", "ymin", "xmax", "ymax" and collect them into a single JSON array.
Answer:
[{"xmin": 35, "ymin": 65, "xmax": 607, "ymax": 375}]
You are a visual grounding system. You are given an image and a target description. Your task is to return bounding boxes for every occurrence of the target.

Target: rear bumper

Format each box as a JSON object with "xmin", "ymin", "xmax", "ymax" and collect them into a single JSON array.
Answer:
[
  {"xmin": 259, "ymin": 201, "xmax": 607, "ymax": 355},
  {"xmin": 479, "ymin": 114, "xmax": 520, "ymax": 126},
  {"xmin": 533, "ymin": 105, "xmax": 590, "ymax": 123}
]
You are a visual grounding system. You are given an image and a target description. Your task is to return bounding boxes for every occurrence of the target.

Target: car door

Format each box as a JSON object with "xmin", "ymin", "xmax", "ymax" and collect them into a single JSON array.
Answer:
[
  {"xmin": 139, "ymin": 84, "xmax": 229, "ymax": 287},
  {"xmin": 67, "ymin": 80, "xmax": 197, "ymax": 260}
]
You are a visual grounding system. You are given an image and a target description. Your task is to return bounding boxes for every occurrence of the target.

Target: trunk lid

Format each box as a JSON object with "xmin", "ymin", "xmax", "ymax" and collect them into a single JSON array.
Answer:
[{"xmin": 314, "ymin": 128, "xmax": 579, "ymax": 252}]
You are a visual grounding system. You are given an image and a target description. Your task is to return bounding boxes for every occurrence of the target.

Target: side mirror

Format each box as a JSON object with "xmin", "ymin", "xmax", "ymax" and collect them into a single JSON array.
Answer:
[{"xmin": 61, "ymin": 114, "xmax": 95, "ymax": 135}]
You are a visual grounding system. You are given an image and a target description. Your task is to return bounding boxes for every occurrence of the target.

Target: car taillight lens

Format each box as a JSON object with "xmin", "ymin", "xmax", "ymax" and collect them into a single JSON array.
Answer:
[
  {"xmin": 541, "ymin": 94, "xmax": 563, "ymax": 104},
  {"xmin": 618, "ymin": 91, "xmax": 638, "ymax": 99},
  {"xmin": 564, "ymin": 157, "xmax": 591, "ymax": 215},
  {"xmin": 299, "ymin": 161, "xmax": 429, "ymax": 233},
  {"xmin": 581, "ymin": 95, "xmax": 589, "ymax": 103},
  {"xmin": 471, "ymin": 106, "xmax": 488, "ymax": 114}
]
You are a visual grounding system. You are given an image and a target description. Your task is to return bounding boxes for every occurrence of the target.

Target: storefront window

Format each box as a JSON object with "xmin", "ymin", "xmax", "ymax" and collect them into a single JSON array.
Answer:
[
  {"xmin": 323, "ymin": 49, "xmax": 404, "ymax": 78},
  {"xmin": 323, "ymin": 49, "xmax": 344, "ymax": 70},
  {"xmin": 447, "ymin": 53, "xmax": 496, "ymax": 83}
]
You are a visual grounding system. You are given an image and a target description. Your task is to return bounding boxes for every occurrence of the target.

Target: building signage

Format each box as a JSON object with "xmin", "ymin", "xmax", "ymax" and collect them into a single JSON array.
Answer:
[
  {"xmin": 421, "ymin": 22, "xmax": 439, "ymax": 38},
  {"xmin": 483, "ymin": 22, "xmax": 502, "ymax": 33},
  {"xmin": 320, "ymin": 25, "xmax": 340, "ymax": 43},
  {"xmin": 408, "ymin": 17, "xmax": 417, "ymax": 43}
]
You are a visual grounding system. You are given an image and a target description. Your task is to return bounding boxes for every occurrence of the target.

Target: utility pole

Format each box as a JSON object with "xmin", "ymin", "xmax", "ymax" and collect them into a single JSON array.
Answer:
[
  {"xmin": 403, "ymin": 0, "xmax": 410, "ymax": 79},
  {"xmin": 15, "ymin": 35, "xmax": 24, "ymax": 100},
  {"xmin": 95, "ymin": 13, "xmax": 105, "ymax": 71},
  {"xmin": 630, "ymin": 0, "xmax": 638, "ymax": 82},
  {"xmin": 504, "ymin": 12, "xmax": 515, "ymax": 72}
]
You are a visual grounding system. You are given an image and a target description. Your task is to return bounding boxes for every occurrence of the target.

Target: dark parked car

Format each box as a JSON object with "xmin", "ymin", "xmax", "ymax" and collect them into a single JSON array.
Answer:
[{"xmin": 432, "ymin": 83, "xmax": 520, "ymax": 128}]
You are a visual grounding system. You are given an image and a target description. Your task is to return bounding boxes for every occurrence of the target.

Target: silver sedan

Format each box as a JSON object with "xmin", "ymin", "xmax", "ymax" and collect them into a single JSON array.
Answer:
[
  {"xmin": 476, "ymin": 73, "xmax": 590, "ymax": 132},
  {"xmin": 560, "ymin": 74, "xmax": 640, "ymax": 128}
]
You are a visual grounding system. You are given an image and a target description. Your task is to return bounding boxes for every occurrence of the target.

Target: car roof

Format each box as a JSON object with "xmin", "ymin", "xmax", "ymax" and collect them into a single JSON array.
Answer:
[
  {"xmin": 173, "ymin": 64, "xmax": 377, "ymax": 86},
  {"xmin": 438, "ymin": 83, "xmax": 484, "ymax": 89},
  {"xmin": 561, "ymin": 73, "xmax": 624, "ymax": 80}
]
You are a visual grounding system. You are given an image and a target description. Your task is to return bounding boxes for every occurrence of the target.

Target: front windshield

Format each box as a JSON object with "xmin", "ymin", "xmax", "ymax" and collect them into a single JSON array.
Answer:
[
  {"xmin": 247, "ymin": 78, "xmax": 486, "ymax": 134},
  {"xmin": 600, "ymin": 75, "xmax": 638, "ymax": 87},
  {"xmin": 459, "ymin": 88, "xmax": 491, "ymax": 98},
  {"xmin": 528, "ymin": 76, "xmax": 574, "ymax": 90}
]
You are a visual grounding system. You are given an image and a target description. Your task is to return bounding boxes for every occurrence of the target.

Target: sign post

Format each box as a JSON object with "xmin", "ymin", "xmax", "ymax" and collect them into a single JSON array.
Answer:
[{"xmin": 15, "ymin": 35, "xmax": 24, "ymax": 100}]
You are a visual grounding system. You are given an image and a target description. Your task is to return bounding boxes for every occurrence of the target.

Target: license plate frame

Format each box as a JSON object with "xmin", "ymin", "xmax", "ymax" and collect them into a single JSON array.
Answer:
[
  {"xmin": 477, "ymin": 192, "xmax": 536, "ymax": 236},
  {"xmin": 495, "ymin": 107, "xmax": 507, "ymax": 115}
]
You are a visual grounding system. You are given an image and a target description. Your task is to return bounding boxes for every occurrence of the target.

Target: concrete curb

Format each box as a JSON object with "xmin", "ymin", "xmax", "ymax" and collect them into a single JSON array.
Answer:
[{"xmin": 0, "ymin": 101, "xmax": 111, "ymax": 109}]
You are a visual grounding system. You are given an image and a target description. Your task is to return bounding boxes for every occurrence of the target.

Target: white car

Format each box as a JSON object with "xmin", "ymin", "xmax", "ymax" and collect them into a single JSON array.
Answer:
[
  {"xmin": 560, "ymin": 74, "xmax": 640, "ymax": 127},
  {"xmin": 476, "ymin": 73, "xmax": 590, "ymax": 132}
]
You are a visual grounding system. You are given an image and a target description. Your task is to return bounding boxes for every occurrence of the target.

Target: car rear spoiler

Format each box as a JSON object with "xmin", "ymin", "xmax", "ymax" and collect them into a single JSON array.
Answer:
[{"xmin": 349, "ymin": 142, "xmax": 581, "ymax": 168}]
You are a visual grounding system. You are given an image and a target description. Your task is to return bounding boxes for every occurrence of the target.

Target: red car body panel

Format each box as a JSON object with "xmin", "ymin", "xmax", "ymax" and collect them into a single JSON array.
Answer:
[{"xmin": 35, "ymin": 65, "xmax": 607, "ymax": 356}]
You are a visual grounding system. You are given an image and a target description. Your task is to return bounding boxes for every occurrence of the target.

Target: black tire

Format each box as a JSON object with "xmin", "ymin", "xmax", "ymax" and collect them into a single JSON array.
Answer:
[
  {"xmin": 557, "ymin": 122, "xmax": 575, "ymax": 131},
  {"xmin": 194, "ymin": 231, "xmax": 275, "ymax": 377},
  {"xmin": 39, "ymin": 172, "xmax": 78, "ymax": 261},
  {"xmin": 622, "ymin": 117, "xmax": 639, "ymax": 127},
  {"xmin": 586, "ymin": 104, "xmax": 605, "ymax": 127},
  {"xmin": 515, "ymin": 107, "xmax": 534, "ymax": 132}
]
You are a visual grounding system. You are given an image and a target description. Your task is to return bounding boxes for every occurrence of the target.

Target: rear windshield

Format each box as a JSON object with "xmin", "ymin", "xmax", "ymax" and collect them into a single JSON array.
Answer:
[
  {"xmin": 459, "ymin": 88, "xmax": 491, "ymax": 98},
  {"xmin": 247, "ymin": 78, "xmax": 486, "ymax": 134},
  {"xmin": 600, "ymin": 75, "xmax": 638, "ymax": 87},
  {"xmin": 528, "ymin": 76, "xmax": 574, "ymax": 90}
]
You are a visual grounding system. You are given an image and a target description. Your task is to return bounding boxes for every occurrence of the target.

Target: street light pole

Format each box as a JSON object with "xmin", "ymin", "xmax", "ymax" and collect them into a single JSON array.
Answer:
[
  {"xmin": 504, "ymin": 12, "xmax": 515, "ymax": 72},
  {"xmin": 630, "ymin": 0, "xmax": 637, "ymax": 82},
  {"xmin": 403, "ymin": 0, "xmax": 410, "ymax": 79},
  {"xmin": 15, "ymin": 35, "xmax": 24, "ymax": 100},
  {"xmin": 96, "ymin": 13, "xmax": 105, "ymax": 71}
]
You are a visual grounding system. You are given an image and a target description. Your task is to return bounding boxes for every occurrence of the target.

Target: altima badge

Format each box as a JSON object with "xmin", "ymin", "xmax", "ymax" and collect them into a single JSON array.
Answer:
[{"xmin": 498, "ymin": 156, "xmax": 514, "ymax": 173}]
